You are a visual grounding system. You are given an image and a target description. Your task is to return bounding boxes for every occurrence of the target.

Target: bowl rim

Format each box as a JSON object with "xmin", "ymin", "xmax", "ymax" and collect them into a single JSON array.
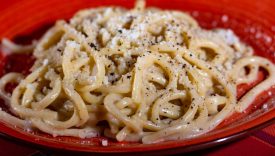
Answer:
[
  {"xmin": 0, "ymin": 108, "xmax": 274, "ymax": 154},
  {"xmin": 0, "ymin": 117, "xmax": 274, "ymax": 155}
]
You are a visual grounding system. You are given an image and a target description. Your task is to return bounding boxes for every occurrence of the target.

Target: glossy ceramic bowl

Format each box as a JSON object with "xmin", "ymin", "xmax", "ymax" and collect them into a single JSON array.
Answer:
[{"xmin": 0, "ymin": 0, "xmax": 274, "ymax": 155}]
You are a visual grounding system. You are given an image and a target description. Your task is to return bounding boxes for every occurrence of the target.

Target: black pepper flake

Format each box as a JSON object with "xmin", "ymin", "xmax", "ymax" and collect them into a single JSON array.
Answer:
[
  {"xmin": 57, "ymin": 48, "xmax": 62, "ymax": 52},
  {"xmin": 89, "ymin": 43, "xmax": 98, "ymax": 50},
  {"xmin": 199, "ymin": 128, "xmax": 203, "ymax": 131},
  {"xmin": 182, "ymin": 64, "xmax": 186, "ymax": 68},
  {"xmin": 110, "ymin": 73, "xmax": 114, "ymax": 76},
  {"xmin": 127, "ymin": 75, "xmax": 131, "ymax": 79},
  {"xmin": 107, "ymin": 64, "xmax": 111, "ymax": 68},
  {"xmin": 118, "ymin": 29, "xmax": 122, "ymax": 33}
]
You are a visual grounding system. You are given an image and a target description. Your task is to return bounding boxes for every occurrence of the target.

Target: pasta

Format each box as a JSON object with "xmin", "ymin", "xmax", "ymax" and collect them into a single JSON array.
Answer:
[{"xmin": 0, "ymin": 0, "xmax": 275, "ymax": 144}]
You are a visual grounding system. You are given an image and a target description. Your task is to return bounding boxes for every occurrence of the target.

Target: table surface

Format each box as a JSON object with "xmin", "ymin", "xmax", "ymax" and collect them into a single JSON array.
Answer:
[{"xmin": 0, "ymin": 0, "xmax": 274, "ymax": 155}]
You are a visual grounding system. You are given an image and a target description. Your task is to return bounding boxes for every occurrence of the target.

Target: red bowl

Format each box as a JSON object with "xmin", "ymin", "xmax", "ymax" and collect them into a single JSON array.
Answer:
[{"xmin": 0, "ymin": 0, "xmax": 275, "ymax": 155}]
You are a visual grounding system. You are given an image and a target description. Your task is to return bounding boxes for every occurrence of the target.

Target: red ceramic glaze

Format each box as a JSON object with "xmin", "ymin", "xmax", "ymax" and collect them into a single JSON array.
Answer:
[{"xmin": 0, "ymin": 0, "xmax": 274, "ymax": 154}]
